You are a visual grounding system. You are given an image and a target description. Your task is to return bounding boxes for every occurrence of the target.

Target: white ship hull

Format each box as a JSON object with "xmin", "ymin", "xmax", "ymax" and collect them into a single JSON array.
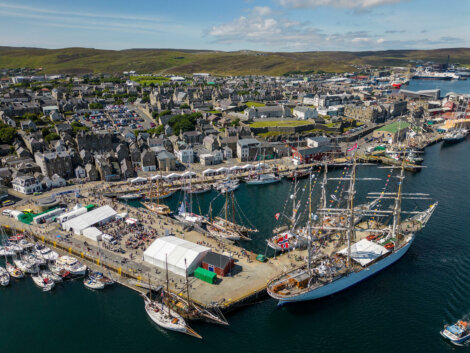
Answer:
[{"xmin": 275, "ymin": 236, "xmax": 415, "ymax": 305}]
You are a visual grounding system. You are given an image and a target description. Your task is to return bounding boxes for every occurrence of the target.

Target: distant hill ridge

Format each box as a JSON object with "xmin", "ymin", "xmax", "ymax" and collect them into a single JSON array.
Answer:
[{"xmin": 0, "ymin": 46, "xmax": 469, "ymax": 75}]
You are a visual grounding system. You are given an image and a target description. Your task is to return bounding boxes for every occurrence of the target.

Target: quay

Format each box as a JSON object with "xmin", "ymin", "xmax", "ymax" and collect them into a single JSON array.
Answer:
[{"xmin": 0, "ymin": 210, "xmax": 305, "ymax": 313}]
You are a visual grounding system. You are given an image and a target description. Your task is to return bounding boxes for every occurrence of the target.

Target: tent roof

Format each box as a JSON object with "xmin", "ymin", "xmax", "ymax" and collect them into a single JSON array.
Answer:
[
  {"xmin": 337, "ymin": 239, "xmax": 389, "ymax": 266},
  {"xmin": 63, "ymin": 205, "xmax": 116, "ymax": 232},
  {"xmin": 143, "ymin": 236, "xmax": 210, "ymax": 274}
]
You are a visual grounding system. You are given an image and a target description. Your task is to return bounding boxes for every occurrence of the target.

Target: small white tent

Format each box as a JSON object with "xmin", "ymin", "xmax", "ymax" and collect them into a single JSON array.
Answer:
[{"xmin": 143, "ymin": 237, "xmax": 210, "ymax": 276}]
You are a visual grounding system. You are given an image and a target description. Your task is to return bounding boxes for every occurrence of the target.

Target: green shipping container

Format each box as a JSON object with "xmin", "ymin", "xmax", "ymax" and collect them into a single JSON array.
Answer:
[{"xmin": 194, "ymin": 267, "xmax": 217, "ymax": 284}]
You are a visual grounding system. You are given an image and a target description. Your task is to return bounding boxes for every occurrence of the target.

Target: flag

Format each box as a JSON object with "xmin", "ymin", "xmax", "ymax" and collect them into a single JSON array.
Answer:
[
  {"xmin": 278, "ymin": 235, "xmax": 289, "ymax": 249},
  {"xmin": 331, "ymin": 194, "xmax": 338, "ymax": 201},
  {"xmin": 274, "ymin": 212, "xmax": 281, "ymax": 220},
  {"xmin": 347, "ymin": 143, "xmax": 358, "ymax": 152}
]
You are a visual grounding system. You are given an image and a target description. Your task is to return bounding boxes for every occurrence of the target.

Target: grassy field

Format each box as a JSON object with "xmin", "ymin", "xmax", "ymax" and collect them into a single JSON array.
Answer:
[
  {"xmin": 1, "ymin": 47, "xmax": 469, "ymax": 75},
  {"xmin": 250, "ymin": 120, "xmax": 313, "ymax": 128},
  {"xmin": 245, "ymin": 101, "xmax": 266, "ymax": 107},
  {"xmin": 131, "ymin": 76, "xmax": 170, "ymax": 86}
]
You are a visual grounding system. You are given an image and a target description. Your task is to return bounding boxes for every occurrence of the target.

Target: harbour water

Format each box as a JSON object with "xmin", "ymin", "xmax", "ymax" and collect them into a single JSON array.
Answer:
[
  {"xmin": 3, "ymin": 80, "xmax": 470, "ymax": 353},
  {"xmin": 407, "ymin": 78, "xmax": 470, "ymax": 95}
]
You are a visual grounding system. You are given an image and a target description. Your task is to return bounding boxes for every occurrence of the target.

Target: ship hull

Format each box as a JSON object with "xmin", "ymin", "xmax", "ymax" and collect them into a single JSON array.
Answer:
[{"xmin": 275, "ymin": 236, "xmax": 415, "ymax": 305}]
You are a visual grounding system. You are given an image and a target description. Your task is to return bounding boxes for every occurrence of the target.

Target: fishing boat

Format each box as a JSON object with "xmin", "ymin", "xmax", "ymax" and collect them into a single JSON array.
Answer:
[
  {"xmin": 441, "ymin": 320, "xmax": 470, "ymax": 345},
  {"xmin": 0, "ymin": 266, "xmax": 10, "ymax": 286},
  {"xmin": 31, "ymin": 273, "xmax": 55, "ymax": 292},
  {"xmin": 267, "ymin": 154, "xmax": 438, "ymax": 305},
  {"xmin": 5, "ymin": 261, "xmax": 24, "ymax": 279}
]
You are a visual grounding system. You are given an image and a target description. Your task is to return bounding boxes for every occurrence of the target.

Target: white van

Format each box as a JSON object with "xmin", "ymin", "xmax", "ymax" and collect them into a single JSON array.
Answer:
[{"xmin": 2, "ymin": 209, "xmax": 13, "ymax": 216}]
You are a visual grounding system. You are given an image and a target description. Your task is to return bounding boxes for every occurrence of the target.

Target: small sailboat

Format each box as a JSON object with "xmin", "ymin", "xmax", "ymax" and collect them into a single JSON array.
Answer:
[
  {"xmin": 441, "ymin": 320, "xmax": 470, "ymax": 345},
  {"xmin": 0, "ymin": 266, "xmax": 10, "ymax": 286}
]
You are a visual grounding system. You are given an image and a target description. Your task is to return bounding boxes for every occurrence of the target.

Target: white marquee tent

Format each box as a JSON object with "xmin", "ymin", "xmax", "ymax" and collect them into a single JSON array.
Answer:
[
  {"xmin": 143, "ymin": 236, "xmax": 210, "ymax": 276},
  {"xmin": 62, "ymin": 205, "xmax": 117, "ymax": 235},
  {"xmin": 337, "ymin": 239, "xmax": 389, "ymax": 267}
]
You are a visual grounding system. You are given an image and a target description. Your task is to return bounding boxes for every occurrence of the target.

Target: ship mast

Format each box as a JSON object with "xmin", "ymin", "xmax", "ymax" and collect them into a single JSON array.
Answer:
[
  {"xmin": 346, "ymin": 156, "xmax": 357, "ymax": 267},
  {"xmin": 165, "ymin": 254, "xmax": 171, "ymax": 316},
  {"xmin": 307, "ymin": 170, "xmax": 313, "ymax": 275},
  {"xmin": 392, "ymin": 145, "xmax": 406, "ymax": 244}
]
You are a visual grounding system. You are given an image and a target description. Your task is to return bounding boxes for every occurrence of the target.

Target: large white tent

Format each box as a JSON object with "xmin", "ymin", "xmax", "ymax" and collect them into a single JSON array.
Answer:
[
  {"xmin": 143, "ymin": 236, "xmax": 210, "ymax": 276},
  {"xmin": 62, "ymin": 205, "xmax": 116, "ymax": 235}
]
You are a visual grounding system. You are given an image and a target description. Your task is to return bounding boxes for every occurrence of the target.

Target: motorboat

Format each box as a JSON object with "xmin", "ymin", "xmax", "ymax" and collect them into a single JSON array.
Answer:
[
  {"xmin": 244, "ymin": 173, "xmax": 281, "ymax": 185},
  {"xmin": 18, "ymin": 239, "xmax": 35, "ymax": 251},
  {"xmin": 34, "ymin": 244, "xmax": 59, "ymax": 261},
  {"xmin": 441, "ymin": 320, "xmax": 470, "ymax": 345},
  {"xmin": 83, "ymin": 277, "xmax": 105, "ymax": 290},
  {"xmin": 56, "ymin": 256, "xmax": 87, "ymax": 276},
  {"xmin": 14, "ymin": 258, "xmax": 39, "ymax": 274},
  {"xmin": 31, "ymin": 273, "xmax": 55, "ymax": 292}
]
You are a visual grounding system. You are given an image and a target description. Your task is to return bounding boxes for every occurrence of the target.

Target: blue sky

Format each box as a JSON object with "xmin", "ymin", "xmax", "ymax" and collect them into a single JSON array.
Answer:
[{"xmin": 0, "ymin": 0, "xmax": 469, "ymax": 51}]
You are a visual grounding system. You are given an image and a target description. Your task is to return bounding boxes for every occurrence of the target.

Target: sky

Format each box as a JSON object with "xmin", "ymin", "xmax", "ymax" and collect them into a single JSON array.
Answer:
[{"xmin": 0, "ymin": 0, "xmax": 469, "ymax": 52}]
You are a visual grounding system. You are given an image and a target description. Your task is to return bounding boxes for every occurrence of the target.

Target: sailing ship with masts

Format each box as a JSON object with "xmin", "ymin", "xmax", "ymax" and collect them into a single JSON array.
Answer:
[
  {"xmin": 206, "ymin": 191, "xmax": 258, "ymax": 241},
  {"xmin": 142, "ymin": 175, "xmax": 174, "ymax": 216},
  {"xmin": 142, "ymin": 256, "xmax": 202, "ymax": 338},
  {"xmin": 267, "ymin": 150, "xmax": 437, "ymax": 305}
]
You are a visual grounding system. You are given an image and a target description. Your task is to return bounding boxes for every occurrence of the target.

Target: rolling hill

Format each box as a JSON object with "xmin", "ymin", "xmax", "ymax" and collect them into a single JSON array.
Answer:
[{"xmin": 0, "ymin": 46, "xmax": 469, "ymax": 76}]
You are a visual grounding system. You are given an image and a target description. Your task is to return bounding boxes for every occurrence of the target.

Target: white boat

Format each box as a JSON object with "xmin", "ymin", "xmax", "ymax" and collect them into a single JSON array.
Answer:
[
  {"xmin": 18, "ymin": 239, "xmax": 35, "ymax": 250},
  {"xmin": 34, "ymin": 244, "xmax": 59, "ymax": 261},
  {"xmin": 0, "ymin": 246, "xmax": 16, "ymax": 256},
  {"xmin": 41, "ymin": 269, "xmax": 63, "ymax": 283},
  {"xmin": 443, "ymin": 129, "xmax": 467, "ymax": 144},
  {"xmin": 143, "ymin": 295, "xmax": 201, "ymax": 338},
  {"xmin": 215, "ymin": 179, "xmax": 240, "ymax": 194},
  {"xmin": 182, "ymin": 185, "xmax": 212, "ymax": 194},
  {"xmin": 24, "ymin": 253, "xmax": 46, "ymax": 267},
  {"xmin": 56, "ymin": 256, "xmax": 87, "ymax": 276},
  {"xmin": 0, "ymin": 267, "xmax": 10, "ymax": 286},
  {"xmin": 441, "ymin": 320, "xmax": 470, "ymax": 345},
  {"xmin": 5, "ymin": 261, "xmax": 24, "ymax": 279},
  {"xmin": 31, "ymin": 273, "xmax": 55, "ymax": 292},
  {"xmin": 14, "ymin": 258, "xmax": 39, "ymax": 274},
  {"xmin": 244, "ymin": 173, "xmax": 280, "ymax": 185},
  {"xmin": 83, "ymin": 277, "xmax": 105, "ymax": 290}
]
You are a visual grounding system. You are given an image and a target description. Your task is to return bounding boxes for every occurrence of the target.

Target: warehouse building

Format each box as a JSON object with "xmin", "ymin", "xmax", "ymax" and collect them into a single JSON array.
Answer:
[{"xmin": 201, "ymin": 252, "xmax": 234, "ymax": 277}]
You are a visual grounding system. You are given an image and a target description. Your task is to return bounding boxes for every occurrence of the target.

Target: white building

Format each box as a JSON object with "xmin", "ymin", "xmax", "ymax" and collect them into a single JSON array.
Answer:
[
  {"xmin": 293, "ymin": 106, "xmax": 318, "ymax": 120},
  {"xmin": 143, "ymin": 236, "xmax": 211, "ymax": 276},
  {"xmin": 12, "ymin": 176, "xmax": 42, "ymax": 195},
  {"xmin": 175, "ymin": 148, "xmax": 194, "ymax": 164}
]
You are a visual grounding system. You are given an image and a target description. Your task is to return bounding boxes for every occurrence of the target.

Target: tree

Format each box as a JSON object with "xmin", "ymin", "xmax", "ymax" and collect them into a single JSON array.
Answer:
[
  {"xmin": 231, "ymin": 118, "xmax": 240, "ymax": 127},
  {"xmin": 44, "ymin": 132, "xmax": 60, "ymax": 142},
  {"xmin": 0, "ymin": 126, "xmax": 16, "ymax": 144}
]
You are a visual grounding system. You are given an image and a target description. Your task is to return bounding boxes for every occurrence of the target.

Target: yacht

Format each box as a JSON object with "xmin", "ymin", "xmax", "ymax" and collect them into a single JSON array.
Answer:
[
  {"xmin": 56, "ymin": 256, "xmax": 87, "ymax": 276},
  {"xmin": 244, "ymin": 173, "xmax": 281, "ymax": 185},
  {"xmin": 5, "ymin": 261, "xmax": 24, "ymax": 279},
  {"xmin": 34, "ymin": 244, "xmax": 59, "ymax": 261},
  {"xmin": 31, "ymin": 272, "xmax": 55, "ymax": 292},
  {"xmin": 441, "ymin": 320, "xmax": 470, "ymax": 345}
]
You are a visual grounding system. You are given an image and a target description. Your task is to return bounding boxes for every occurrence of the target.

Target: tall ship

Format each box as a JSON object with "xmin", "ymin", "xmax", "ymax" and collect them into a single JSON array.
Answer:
[
  {"xmin": 206, "ymin": 191, "xmax": 258, "ymax": 241},
  {"xmin": 142, "ymin": 176, "xmax": 173, "ymax": 216},
  {"xmin": 267, "ymin": 156, "xmax": 437, "ymax": 305}
]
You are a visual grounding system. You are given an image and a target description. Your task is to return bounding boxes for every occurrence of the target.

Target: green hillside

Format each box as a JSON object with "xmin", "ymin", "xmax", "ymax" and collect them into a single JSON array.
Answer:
[{"xmin": 0, "ymin": 46, "xmax": 469, "ymax": 76}]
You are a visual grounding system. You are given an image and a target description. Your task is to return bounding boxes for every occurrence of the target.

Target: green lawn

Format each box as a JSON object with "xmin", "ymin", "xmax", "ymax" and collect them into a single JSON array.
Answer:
[
  {"xmin": 245, "ymin": 101, "xmax": 266, "ymax": 107},
  {"xmin": 258, "ymin": 131, "xmax": 284, "ymax": 138},
  {"xmin": 132, "ymin": 76, "xmax": 170, "ymax": 86},
  {"xmin": 250, "ymin": 120, "xmax": 312, "ymax": 128}
]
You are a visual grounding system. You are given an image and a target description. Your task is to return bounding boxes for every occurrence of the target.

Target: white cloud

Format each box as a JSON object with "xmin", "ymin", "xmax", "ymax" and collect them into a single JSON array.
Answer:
[
  {"xmin": 253, "ymin": 6, "xmax": 273, "ymax": 16},
  {"xmin": 279, "ymin": 0, "xmax": 406, "ymax": 9}
]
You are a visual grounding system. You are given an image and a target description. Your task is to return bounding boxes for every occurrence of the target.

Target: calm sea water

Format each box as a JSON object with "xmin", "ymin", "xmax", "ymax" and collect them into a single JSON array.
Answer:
[
  {"xmin": 3, "ymin": 80, "xmax": 470, "ymax": 353},
  {"xmin": 406, "ymin": 78, "xmax": 470, "ymax": 95}
]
